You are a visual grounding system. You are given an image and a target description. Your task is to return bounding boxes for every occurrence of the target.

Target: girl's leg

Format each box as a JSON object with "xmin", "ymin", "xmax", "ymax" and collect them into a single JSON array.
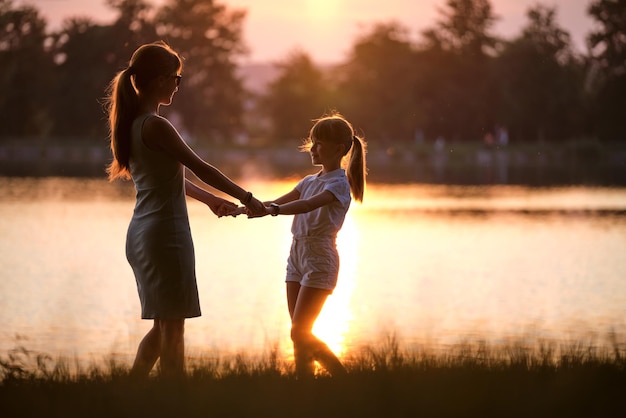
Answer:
[
  {"xmin": 286, "ymin": 281, "xmax": 301, "ymax": 320},
  {"xmin": 287, "ymin": 282, "xmax": 314, "ymax": 376},
  {"xmin": 130, "ymin": 319, "xmax": 161, "ymax": 378},
  {"xmin": 159, "ymin": 318, "xmax": 185, "ymax": 378},
  {"xmin": 288, "ymin": 284, "xmax": 347, "ymax": 377}
]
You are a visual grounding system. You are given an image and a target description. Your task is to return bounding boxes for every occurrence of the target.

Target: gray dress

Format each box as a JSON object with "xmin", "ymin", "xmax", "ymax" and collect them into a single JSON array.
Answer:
[{"xmin": 125, "ymin": 114, "xmax": 201, "ymax": 319}]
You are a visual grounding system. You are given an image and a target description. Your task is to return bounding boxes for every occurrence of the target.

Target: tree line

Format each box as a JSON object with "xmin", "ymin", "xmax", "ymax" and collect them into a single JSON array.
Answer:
[{"xmin": 1, "ymin": 0, "xmax": 625, "ymax": 147}]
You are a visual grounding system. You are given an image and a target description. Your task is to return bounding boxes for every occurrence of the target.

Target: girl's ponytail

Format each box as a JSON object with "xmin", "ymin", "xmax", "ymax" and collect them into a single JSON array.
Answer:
[{"xmin": 346, "ymin": 134, "xmax": 367, "ymax": 202}]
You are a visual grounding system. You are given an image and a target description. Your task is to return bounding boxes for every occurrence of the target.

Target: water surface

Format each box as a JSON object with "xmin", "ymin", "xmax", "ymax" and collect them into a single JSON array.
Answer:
[{"xmin": 1, "ymin": 177, "xmax": 625, "ymax": 364}]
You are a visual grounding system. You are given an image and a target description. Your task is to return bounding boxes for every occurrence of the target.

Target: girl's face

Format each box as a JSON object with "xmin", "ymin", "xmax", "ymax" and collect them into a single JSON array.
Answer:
[{"xmin": 310, "ymin": 137, "xmax": 342, "ymax": 167}]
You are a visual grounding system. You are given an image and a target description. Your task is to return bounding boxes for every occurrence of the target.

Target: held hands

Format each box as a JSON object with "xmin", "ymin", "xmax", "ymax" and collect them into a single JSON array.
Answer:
[
  {"xmin": 246, "ymin": 205, "xmax": 271, "ymax": 218},
  {"xmin": 242, "ymin": 197, "xmax": 267, "ymax": 218},
  {"xmin": 208, "ymin": 196, "xmax": 240, "ymax": 217},
  {"xmin": 205, "ymin": 191, "xmax": 268, "ymax": 218},
  {"xmin": 219, "ymin": 204, "xmax": 275, "ymax": 218},
  {"xmin": 212, "ymin": 192, "xmax": 272, "ymax": 218},
  {"xmin": 241, "ymin": 193, "xmax": 266, "ymax": 218}
]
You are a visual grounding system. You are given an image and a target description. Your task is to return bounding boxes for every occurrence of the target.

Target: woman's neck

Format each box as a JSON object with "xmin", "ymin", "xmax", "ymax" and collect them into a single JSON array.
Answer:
[
  {"xmin": 138, "ymin": 104, "xmax": 159, "ymax": 116},
  {"xmin": 137, "ymin": 93, "xmax": 160, "ymax": 115}
]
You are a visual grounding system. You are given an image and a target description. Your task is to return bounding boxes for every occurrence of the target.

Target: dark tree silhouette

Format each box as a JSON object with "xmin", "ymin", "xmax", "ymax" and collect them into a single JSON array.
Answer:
[
  {"xmin": 337, "ymin": 22, "xmax": 416, "ymax": 143},
  {"xmin": 495, "ymin": 5, "xmax": 585, "ymax": 142},
  {"xmin": 587, "ymin": 0, "xmax": 626, "ymax": 141},
  {"xmin": 262, "ymin": 49, "xmax": 329, "ymax": 142},
  {"xmin": 0, "ymin": 0, "xmax": 54, "ymax": 137},
  {"xmin": 418, "ymin": 0, "xmax": 500, "ymax": 141},
  {"xmin": 48, "ymin": 0, "xmax": 157, "ymax": 137},
  {"xmin": 153, "ymin": 0, "xmax": 247, "ymax": 144}
]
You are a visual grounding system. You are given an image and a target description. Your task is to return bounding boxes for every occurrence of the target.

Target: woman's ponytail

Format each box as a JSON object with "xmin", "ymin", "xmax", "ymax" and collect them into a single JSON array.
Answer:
[{"xmin": 106, "ymin": 67, "xmax": 138, "ymax": 181}]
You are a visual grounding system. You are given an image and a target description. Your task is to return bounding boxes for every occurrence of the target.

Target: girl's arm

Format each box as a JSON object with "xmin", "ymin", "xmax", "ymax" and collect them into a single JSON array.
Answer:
[
  {"xmin": 142, "ymin": 116, "xmax": 265, "ymax": 215},
  {"xmin": 248, "ymin": 189, "xmax": 334, "ymax": 218},
  {"xmin": 271, "ymin": 190, "xmax": 337, "ymax": 216},
  {"xmin": 264, "ymin": 188, "xmax": 300, "ymax": 205},
  {"xmin": 244, "ymin": 188, "xmax": 300, "ymax": 218}
]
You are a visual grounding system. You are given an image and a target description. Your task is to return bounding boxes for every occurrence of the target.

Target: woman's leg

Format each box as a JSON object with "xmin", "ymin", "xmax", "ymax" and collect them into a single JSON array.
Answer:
[
  {"xmin": 288, "ymin": 284, "xmax": 347, "ymax": 377},
  {"xmin": 130, "ymin": 320, "xmax": 161, "ymax": 378},
  {"xmin": 159, "ymin": 318, "xmax": 185, "ymax": 378}
]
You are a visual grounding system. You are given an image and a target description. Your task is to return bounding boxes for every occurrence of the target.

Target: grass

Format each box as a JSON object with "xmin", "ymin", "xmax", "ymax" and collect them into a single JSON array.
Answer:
[{"xmin": 1, "ymin": 336, "xmax": 625, "ymax": 418}]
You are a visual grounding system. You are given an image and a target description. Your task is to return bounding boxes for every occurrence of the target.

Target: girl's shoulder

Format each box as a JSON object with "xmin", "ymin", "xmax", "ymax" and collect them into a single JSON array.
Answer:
[
  {"xmin": 323, "ymin": 169, "xmax": 348, "ymax": 183},
  {"xmin": 295, "ymin": 174, "xmax": 314, "ymax": 192},
  {"xmin": 297, "ymin": 172, "xmax": 320, "ymax": 184}
]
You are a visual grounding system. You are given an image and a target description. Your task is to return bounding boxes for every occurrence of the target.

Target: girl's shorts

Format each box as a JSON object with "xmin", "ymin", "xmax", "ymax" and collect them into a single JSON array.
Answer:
[{"xmin": 285, "ymin": 236, "xmax": 339, "ymax": 292}]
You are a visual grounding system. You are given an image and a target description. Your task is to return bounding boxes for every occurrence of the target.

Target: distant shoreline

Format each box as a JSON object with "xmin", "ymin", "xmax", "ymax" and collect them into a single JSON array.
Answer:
[{"xmin": 1, "ymin": 139, "xmax": 625, "ymax": 185}]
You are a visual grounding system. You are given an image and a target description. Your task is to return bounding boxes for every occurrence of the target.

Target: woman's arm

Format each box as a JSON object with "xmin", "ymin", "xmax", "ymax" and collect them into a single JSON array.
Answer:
[
  {"xmin": 142, "ymin": 116, "xmax": 265, "ymax": 214},
  {"xmin": 185, "ymin": 177, "xmax": 239, "ymax": 217}
]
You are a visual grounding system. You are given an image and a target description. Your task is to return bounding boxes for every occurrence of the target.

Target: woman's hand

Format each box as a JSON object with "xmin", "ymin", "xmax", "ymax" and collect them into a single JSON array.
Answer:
[{"xmin": 244, "ymin": 195, "xmax": 267, "ymax": 218}]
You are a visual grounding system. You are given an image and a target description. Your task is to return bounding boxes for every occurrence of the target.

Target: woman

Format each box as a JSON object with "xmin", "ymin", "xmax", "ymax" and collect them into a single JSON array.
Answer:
[{"xmin": 105, "ymin": 41, "xmax": 264, "ymax": 378}]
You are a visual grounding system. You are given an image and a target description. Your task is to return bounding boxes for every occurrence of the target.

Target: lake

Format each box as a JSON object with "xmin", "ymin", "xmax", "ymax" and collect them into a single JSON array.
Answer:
[{"xmin": 1, "ymin": 177, "xmax": 625, "ymax": 366}]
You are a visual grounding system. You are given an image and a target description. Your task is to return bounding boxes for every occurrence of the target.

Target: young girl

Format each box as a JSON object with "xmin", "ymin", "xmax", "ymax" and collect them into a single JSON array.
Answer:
[
  {"xmin": 251, "ymin": 113, "xmax": 366, "ymax": 378},
  {"xmin": 105, "ymin": 41, "xmax": 265, "ymax": 378}
]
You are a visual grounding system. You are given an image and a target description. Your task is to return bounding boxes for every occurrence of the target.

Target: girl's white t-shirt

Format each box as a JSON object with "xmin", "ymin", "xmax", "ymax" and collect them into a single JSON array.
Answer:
[{"xmin": 290, "ymin": 168, "xmax": 351, "ymax": 238}]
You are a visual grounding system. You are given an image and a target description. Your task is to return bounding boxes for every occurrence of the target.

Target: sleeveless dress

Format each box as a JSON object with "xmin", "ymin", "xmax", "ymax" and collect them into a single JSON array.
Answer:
[{"xmin": 125, "ymin": 114, "xmax": 201, "ymax": 319}]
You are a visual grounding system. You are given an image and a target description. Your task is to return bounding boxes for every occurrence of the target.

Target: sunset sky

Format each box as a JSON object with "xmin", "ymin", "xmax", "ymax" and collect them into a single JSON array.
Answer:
[{"xmin": 24, "ymin": 0, "xmax": 595, "ymax": 63}]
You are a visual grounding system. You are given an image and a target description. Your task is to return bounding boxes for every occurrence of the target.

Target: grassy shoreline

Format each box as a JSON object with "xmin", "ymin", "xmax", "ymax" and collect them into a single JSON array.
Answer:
[{"xmin": 2, "ymin": 338, "xmax": 624, "ymax": 417}]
